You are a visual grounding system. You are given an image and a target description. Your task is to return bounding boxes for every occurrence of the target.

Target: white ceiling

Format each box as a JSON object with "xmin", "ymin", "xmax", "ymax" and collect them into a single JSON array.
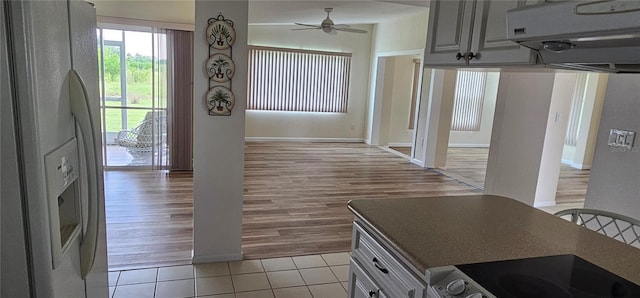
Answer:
[
  {"xmin": 93, "ymin": 0, "xmax": 430, "ymax": 27},
  {"xmin": 249, "ymin": 0, "xmax": 430, "ymax": 25}
]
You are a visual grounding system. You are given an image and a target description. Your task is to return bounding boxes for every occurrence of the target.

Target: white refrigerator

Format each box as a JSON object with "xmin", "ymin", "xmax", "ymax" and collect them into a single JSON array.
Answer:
[{"xmin": 1, "ymin": 0, "xmax": 109, "ymax": 297}]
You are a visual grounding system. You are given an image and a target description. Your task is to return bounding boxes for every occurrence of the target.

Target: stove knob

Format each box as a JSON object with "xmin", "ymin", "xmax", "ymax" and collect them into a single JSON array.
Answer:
[
  {"xmin": 465, "ymin": 293, "xmax": 483, "ymax": 298},
  {"xmin": 446, "ymin": 279, "xmax": 466, "ymax": 295}
]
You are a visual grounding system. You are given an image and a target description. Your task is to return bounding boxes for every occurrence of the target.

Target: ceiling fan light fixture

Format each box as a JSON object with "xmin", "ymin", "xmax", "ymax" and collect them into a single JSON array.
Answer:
[{"xmin": 292, "ymin": 7, "xmax": 368, "ymax": 35}]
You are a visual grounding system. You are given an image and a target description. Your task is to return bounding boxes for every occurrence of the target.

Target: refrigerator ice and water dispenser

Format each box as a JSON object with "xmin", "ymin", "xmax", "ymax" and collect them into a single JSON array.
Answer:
[{"xmin": 44, "ymin": 137, "xmax": 82, "ymax": 268}]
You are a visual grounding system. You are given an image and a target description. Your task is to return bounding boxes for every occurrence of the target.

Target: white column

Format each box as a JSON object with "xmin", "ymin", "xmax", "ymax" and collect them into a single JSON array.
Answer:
[
  {"xmin": 485, "ymin": 72, "xmax": 555, "ymax": 206},
  {"xmin": 423, "ymin": 69, "xmax": 456, "ymax": 168},
  {"xmin": 534, "ymin": 73, "xmax": 577, "ymax": 206},
  {"xmin": 369, "ymin": 57, "xmax": 392, "ymax": 146},
  {"xmin": 192, "ymin": 0, "xmax": 248, "ymax": 263},
  {"xmin": 412, "ymin": 68, "xmax": 433, "ymax": 165}
]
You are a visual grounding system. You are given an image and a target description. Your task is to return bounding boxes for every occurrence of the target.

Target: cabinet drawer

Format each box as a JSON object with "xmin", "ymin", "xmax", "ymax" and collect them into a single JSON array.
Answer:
[
  {"xmin": 349, "ymin": 258, "xmax": 388, "ymax": 298},
  {"xmin": 352, "ymin": 222, "xmax": 425, "ymax": 298}
]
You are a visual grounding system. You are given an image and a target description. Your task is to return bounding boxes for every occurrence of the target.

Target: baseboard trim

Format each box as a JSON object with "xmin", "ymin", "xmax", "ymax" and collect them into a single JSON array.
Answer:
[
  {"xmin": 387, "ymin": 142, "xmax": 412, "ymax": 147},
  {"xmin": 192, "ymin": 253, "xmax": 242, "ymax": 264},
  {"xmin": 379, "ymin": 146, "xmax": 410, "ymax": 158},
  {"xmin": 410, "ymin": 158, "xmax": 425, "ymax": 167},
  {"xmin": 245, "ymin": 137, "xmax": 364, "ymax": 143},
  {"xmin": 560, "ymin": 159, "xmax": 591, "ymax": 170},
  {"xmin": 448, "ymin": 143, "xmax": 490, "ymax": 148}
]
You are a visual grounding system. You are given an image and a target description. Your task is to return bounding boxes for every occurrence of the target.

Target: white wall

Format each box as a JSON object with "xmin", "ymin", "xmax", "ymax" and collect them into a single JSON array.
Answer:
[
  {"xmin": 372, "ymin": 10, "xmax": 429, "ymax": 53},
  {"xmin": 448, "ymin": 72, "xmax": 499, "ymax": 147},
  {"xmin": 387, "ymin": 56, "xmax": 417, "ymax": 145},
  {"xmin": 366, "ymin": 10, "xmax": 429, "ymax": 144},
  {"xmin": 192, "ymin": 1, "xmax": 247, "ymax": 262},
  {"xmin": 93, "ymin": 0, "xmax": 194, "ymax": 26},
  {"xmin": 245, "ymin": 24, "xmax": 373, "ymax": 141},
  {"xmin": 585, "ymin": 74, "xmax": 640, "ymax": 220}
]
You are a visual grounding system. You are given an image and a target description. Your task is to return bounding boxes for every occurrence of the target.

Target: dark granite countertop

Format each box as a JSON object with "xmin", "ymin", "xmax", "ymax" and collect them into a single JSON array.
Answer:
[{"xmin": 348, "ymin": 195, "xmax": 640, "ymax": 284}]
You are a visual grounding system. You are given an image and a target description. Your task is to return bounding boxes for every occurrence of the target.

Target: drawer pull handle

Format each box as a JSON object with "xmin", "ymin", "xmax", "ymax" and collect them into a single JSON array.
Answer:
[
  {"xmin": 372, "ymin": 258, "xmax": 389, "ymax": 274},
  {"xmin": 369, "ymin": 290, "xmax": 377, "ymax": 297}
]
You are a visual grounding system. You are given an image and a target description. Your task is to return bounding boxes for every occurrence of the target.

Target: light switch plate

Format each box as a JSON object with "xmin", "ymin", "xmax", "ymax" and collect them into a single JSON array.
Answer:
[{"xmin": 608, "ymin": 129, "xmax": 635, "ymax": 149}]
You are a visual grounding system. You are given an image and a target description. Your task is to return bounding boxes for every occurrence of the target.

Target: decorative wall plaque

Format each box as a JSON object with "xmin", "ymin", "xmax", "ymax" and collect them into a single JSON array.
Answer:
[
  {"xmin": 206, "ymin": 53, "xmax": 235, "ymax": 82},
  {"xmin": 206, "ymin": 86, "xmax": 235, "ymax": 116},
  {"xmin": 205, "ymin": 13, "xmax": 236, "ymax": 116},
  {"xmin": 207, "ymin": 16, "xmax": 236, "ymax": 50}
]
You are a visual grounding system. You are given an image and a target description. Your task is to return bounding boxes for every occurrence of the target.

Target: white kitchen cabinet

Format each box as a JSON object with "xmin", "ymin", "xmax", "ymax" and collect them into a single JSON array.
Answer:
[
  {"xmin": 425, "ymin": 0, "xmax": 539, "ymax": 66},
  {"xmin": 348, "ymin": 259, "xmax": 388, "ymax": 298},
  {"xmin": 348, "ymin": 221, "xmax": 426, "ymax": 298}
]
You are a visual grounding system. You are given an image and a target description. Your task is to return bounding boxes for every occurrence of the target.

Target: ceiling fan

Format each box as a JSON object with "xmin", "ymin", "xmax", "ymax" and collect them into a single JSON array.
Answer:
[{"xmin": 293, "ymin": 8, "xmax": 368, "ymax": 35}]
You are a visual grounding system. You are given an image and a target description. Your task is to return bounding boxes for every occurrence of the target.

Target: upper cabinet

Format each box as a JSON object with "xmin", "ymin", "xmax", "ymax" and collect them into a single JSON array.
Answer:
[{"xmin": 425, "ymin": 0, "xmax": 540, "ymax": 67}]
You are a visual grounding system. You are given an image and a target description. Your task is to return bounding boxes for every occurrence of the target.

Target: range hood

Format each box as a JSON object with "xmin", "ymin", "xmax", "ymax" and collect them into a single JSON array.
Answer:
[{"xmin": 507, "ymin": 0, "xmax": 640, "ymax": 73}]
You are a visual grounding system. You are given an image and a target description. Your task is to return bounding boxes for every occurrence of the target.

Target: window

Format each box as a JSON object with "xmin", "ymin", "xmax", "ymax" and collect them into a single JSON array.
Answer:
[
  {"xmin": 451, "ymin": 71, "xmax": 488, "ymax": 131},
  {"xmin": 248, "ymin": 46, "xmax": 351, "ymax": 113}
]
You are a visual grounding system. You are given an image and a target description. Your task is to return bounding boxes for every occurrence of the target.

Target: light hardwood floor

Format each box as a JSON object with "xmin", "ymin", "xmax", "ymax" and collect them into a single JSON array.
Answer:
[
  {"xmin": 390, "ymin": 146, "xmax": 591, "ymax": 204},
  {"xmin": 106, "ymin": 144, "xmax": 589, "ymax": 271},
  {"xmin": 105, "ymin": 142, "xmax": 481, "ymax": 271},
  {"xmin": 104, "ymin": 171, "xmax": 193, "ymax": 271}
]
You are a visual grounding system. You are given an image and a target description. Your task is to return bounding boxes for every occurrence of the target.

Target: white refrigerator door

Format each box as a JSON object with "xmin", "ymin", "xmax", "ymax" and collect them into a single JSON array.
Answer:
[
  {"xmin": 68, "ymin": 1, "xmax": 109, "ymax": 297},
  {"xmin": 1, "ymin": 1, "xmax": 32, "ymax": 296},
  {"xmin": 6, "ymin": 0, "xmax": 108, "ymax": 297}
]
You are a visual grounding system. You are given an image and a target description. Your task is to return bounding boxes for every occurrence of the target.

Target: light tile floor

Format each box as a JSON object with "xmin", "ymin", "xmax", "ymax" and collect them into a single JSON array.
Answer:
[
  {"xmin": 108, "ymin": 203, "xmax": 585, "ymax": 298},
  {"xmin": 109, "ymin": 252, "xmax": 351, "ymax": 298}
]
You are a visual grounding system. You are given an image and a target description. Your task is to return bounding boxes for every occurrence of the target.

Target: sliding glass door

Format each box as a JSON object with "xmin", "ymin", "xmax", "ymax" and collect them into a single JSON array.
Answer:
[{"xmin": 97, "ymin": 27, "xmax": 168, "ymax": 168}]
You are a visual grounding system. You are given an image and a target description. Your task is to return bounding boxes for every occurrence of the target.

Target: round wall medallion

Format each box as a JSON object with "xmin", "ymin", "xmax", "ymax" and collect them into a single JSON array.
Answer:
[
  {"xmin": 206, "ymin": 20, "xmax": 236, "ymax": 49},
  {"xmin": 206, "ymin": 86, "xmax": 235, "ymax": 116},
  {"xmin": 206, "ymin": 53, "xmax": 235, "ymax": 82}
]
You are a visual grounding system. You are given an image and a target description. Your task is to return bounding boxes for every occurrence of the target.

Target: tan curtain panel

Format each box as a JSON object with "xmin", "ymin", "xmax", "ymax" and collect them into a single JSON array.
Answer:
[{"xmin": 168, "ymin": 30, "xmax": 194, "ymax": 171}]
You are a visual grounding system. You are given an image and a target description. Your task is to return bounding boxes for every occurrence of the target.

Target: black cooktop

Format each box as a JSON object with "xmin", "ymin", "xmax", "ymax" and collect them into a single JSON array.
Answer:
[{"xmin": 457, "ymin": 255, "xmax": 640, "ymax": 298}]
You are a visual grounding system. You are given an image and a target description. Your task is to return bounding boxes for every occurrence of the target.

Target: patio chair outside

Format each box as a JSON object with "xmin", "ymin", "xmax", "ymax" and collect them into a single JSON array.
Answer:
[{"xmin": 116, "ymin": 111, "xmax": 166, "ymax": 154}]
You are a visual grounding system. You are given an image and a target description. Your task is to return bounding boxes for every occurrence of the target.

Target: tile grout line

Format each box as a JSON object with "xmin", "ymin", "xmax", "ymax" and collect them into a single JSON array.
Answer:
[{"xmin": 111, "ymin": 256, "xmax": 352, "ymax": 298}]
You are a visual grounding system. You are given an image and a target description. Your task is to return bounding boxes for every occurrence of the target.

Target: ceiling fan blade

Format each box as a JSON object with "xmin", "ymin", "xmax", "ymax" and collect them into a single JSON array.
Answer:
[
  {"xmin": 294, "ymin": 23, "xmax": 321, "ymax": 28},
  {"xmin": 292, "ymin": 28, "xmax": 321, "ymax": 31},
  {"xmin": 334, "ymin": 27, "xmax": 368, "ymax": 34},
  {"xmin": 333, "ymin": 24, "xmax": 351, "ymax": 29}
]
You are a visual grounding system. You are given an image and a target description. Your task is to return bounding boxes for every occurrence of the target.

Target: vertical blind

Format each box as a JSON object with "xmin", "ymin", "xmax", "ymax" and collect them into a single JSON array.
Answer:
[
  {"xmin": 168, "ymin": 30, "xmax": 194, "ymax": 172},
  {"xmin": 151, "ymin": 28, "xmax": 169, "ymax": 170},
  {"xmin": 248, "ymin": 46, "xmax": 351, "ymax": 113},
  {"xmin": 451, "ymin": 71, "xmax": 488, "ymax": 131},
  {"xmin": 565, "ymin": 73, "xmax": 588, "ymax": 146}
]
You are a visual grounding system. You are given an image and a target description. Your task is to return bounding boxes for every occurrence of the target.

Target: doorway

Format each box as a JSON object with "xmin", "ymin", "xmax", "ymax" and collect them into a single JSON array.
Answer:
[
  {"xmin": 97, "ymin": 27, "xmax": 169, "ymax": 168},
  {"xmin": 369, "ymin": 53, "xmax": 422, "ymax": 161},
  {"xmin": 442, "ymin": 71, "xmax": 499, "ymax": 189}
]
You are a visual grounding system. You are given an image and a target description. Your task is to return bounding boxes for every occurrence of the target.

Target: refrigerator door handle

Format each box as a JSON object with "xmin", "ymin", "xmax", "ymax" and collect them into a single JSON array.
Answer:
[{"xmin": 69, "ymin": 70, "xmax": 100, "ymax": 278}]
